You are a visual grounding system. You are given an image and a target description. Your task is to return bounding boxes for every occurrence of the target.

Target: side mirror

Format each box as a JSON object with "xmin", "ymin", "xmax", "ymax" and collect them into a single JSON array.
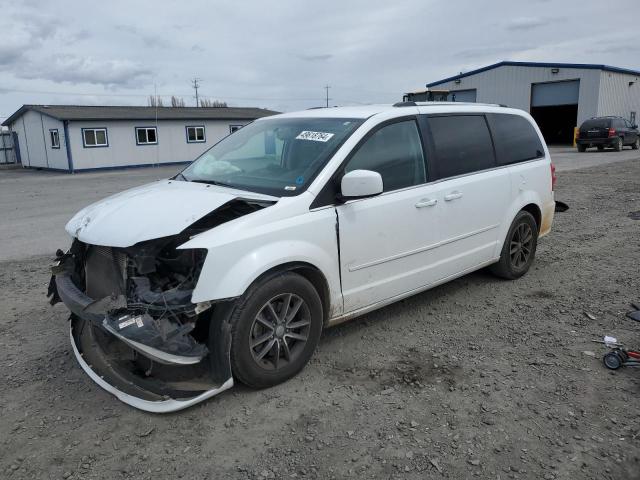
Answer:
[
  {"xmin": 633, "ymin": 124, "xmax": 638, "ymax": 129},
  {"xmin": 340, "ymin": 169, "xmax": 383, "ymax": 199}
]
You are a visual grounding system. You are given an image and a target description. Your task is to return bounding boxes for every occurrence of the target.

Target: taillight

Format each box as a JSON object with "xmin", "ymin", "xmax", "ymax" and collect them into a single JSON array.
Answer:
[
  {"xmin": 550, "ymin": 163, "xmax": 557, "ymax": 191},
  {"xmin": 608, "ymin": 128, "xmax": 616, "ymax": 137}
]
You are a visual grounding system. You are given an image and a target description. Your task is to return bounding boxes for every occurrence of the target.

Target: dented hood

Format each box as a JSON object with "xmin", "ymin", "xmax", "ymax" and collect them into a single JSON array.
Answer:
[{"xmin": 66, "ymin": 179, "xmax": 276, "ymax": 247}]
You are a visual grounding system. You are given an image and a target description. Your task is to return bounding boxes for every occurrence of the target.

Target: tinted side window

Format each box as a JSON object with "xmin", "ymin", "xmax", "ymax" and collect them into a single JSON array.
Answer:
[
  {"xmin": 427, "ymin": 115, "xmax": 495, "ymax": 179},
  {"xmin": 345, "ymin": 120, "xmax": 426, "ymax": 192},
  {"xmin": 487, "ymin": 113, "xmax": 545, "ymax": 166}
]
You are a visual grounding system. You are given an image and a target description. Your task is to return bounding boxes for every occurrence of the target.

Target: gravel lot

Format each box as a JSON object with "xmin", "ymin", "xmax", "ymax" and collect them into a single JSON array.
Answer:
[{"xmin": 1, "ymin": 152, "xmax": 639, "ymax": 479}]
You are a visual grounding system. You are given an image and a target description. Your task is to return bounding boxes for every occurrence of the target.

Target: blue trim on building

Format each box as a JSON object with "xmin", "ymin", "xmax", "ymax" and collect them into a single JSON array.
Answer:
[
  {"xmin": 63, "ymin": 121, "xmax": 74, "ymax": 172},
  {"xmin": 427, "ymin": 61, "xmax": 640, "ymax": 87},
  {"xmin": 12, "ymin": 131, "xmax": 22, "ymax": 164},
  {"xmin": 18, "ymin": 160, "xmax": 191, "ymax": 174}
]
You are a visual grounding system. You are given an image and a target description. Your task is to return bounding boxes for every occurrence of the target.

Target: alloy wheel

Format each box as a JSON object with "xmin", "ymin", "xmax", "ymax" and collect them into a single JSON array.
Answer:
[
  {"xmin": 509, "ymin": 223, "xmax": 533, "ymax": 269},
  {"xmin": 249, "ymin": 293, "xmax": 311, "ymax": 370}
]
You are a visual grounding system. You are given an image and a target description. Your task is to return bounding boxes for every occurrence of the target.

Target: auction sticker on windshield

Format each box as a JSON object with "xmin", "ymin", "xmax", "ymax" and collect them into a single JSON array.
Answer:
[{"xmin": 296, "ymin": 131, "xmax": 335, "ymax": 142}]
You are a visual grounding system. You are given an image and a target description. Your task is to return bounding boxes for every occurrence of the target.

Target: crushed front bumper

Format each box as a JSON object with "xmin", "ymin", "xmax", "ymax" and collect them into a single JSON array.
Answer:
[{"xmin": 54, "ymin": 272, "xmax": 234, "ymax": 413}]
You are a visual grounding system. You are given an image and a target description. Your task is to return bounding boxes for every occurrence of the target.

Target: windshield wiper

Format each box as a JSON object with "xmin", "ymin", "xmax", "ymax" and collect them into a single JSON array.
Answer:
[{"xmin": 189, "ymin": 178, "xmax": 235, "ymax": 188}]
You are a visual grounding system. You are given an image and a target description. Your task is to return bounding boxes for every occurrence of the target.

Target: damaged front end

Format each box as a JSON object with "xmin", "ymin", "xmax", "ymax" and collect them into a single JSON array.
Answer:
[{"xmin": 49, "ymin": 199, "xmax": 270, "ymax": 412}]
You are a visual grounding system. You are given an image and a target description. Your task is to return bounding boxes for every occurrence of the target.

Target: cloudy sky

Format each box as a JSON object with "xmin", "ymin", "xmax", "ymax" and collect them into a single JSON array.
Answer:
[{"xmin": 1, "ymin": 0, "xmax": 639, "ymax": 120}]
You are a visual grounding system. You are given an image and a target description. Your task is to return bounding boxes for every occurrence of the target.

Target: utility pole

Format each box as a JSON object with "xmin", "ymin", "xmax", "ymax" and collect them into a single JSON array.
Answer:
[
  {"xmin": 324, "ymin": 85, "xmax": 330, "ymax": 108},
  {"xmin": 192, "ymin": 77, "xmax": 202, "ymax": 107}
]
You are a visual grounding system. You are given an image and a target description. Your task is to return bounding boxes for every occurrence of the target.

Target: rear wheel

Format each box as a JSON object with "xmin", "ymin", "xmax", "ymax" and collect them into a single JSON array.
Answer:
[
  {"xmin": 613, "ymin": 137, "xmax": 623, "ymax": 151},
  {"xmin": 577, "ymin": 144, "xmax": 586, "ymax": 152},
  {"xmin": 229, "ymin": 272, "xmax": 323, "ymax": 388},
  {"xmin": 490, "ymin": 211, "xmax": 538, "ymax": 280},
  {"xmin": 632, "ymin": 138, "xmax": 639, "ymax": 150}
]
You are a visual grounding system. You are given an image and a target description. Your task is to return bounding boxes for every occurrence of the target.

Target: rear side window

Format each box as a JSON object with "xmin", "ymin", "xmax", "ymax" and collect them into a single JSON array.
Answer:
[
  {"xmin": 344, "ymin": 120, "xmax": 426, "ymax": 192},
  {"xmin": 427, "ymin": 115, "xmax": 495, "ymax": 179},
  {"xmin": 487, "ymin": 114, "xmax": 545, "ymax": 166},
  {"xmin": 580, "ymin": 118, "xmax": 610, "ymax": 130}
]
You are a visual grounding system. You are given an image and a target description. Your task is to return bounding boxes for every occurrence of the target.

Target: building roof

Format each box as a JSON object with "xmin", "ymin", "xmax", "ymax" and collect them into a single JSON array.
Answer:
[
  {"xmin": 2, "ymin": 104, "xmax": 279, "ymax": 126},
  {"xmin": 426, "ymin": 61, "xmax": 640, "ymax": 87}
]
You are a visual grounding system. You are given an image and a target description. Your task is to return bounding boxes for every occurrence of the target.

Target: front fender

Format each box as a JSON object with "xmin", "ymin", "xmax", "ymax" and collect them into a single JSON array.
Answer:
[
  {"xmin": 192, "ymin": 240, "xmax": 340, "ymax": 305},
  {"xmin": 183, "ymin": 207, "xmax": 342, "ymax": 315}
]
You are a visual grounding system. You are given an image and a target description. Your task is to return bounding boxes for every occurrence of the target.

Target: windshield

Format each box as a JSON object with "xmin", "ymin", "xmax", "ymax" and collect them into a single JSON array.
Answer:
[{"xmin": 180, "ymin": 117, "xmax": 364, "ymax": 196}]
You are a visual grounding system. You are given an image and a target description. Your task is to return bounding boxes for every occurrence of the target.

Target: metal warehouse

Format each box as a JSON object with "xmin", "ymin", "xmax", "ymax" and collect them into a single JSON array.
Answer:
[
  {"xmin": 1, "ymin": 105, "xmax": 277, "ymax": 172},
  {"xmin": 427, "ymin": 61, "xmax": 640, "ymax": 144}
]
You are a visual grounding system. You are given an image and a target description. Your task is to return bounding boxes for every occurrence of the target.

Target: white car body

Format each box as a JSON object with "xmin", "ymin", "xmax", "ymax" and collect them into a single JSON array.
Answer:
[
  {"xmin": 68, "ymin": 103, "xmax": 554, "ymax": 321},
  {"xmin": 59, "ymin": 103, "xmax": 555, "ymax": 411}
]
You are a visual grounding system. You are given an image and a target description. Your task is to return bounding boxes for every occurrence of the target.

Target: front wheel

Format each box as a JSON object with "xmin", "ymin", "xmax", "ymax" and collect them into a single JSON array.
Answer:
[
  {"xmin": 490, "ymin": 211, "xmax": 538, "ymax": 280},
  {"xmin": 229, "ymin": 272, "xmax": 323, "ymax": 388},
  {"xmin": 577, "ymin": 144, "xmax": 587, "ymax": 152},
  {"xmin": 632, "ymin": 138, "xmax": 639, "ymax": 150}
]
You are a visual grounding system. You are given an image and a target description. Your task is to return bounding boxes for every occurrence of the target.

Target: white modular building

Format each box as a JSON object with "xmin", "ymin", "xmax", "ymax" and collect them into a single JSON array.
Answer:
[
  {"xmin": 425, "ymin": 61, "xmax": 640, "ymax": 144},
  {"xmin": 1, "ymin": 105, "xmax": 277, "ymax": 172}
]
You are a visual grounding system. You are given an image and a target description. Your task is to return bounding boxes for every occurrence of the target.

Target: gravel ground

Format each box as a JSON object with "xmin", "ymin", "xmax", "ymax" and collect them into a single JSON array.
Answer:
[{"xmin": 1, "ymin": 158, "xmax": 639, "ymax": 479}]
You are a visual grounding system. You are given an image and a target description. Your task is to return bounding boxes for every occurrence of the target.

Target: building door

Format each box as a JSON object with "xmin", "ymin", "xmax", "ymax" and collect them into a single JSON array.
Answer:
[{"xmin": 530, "ymin": 80, "xmax": 579, "ymax": 145}]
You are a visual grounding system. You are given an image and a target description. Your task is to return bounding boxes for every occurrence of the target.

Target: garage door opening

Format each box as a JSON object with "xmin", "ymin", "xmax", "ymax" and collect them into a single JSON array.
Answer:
[
  {"xmin": 531, "ymin": 104, "xmax": 578, "ymax": 144},
  {"xmin": 530, "ymin": 80, "xmax": 579, "ymax": 145}
]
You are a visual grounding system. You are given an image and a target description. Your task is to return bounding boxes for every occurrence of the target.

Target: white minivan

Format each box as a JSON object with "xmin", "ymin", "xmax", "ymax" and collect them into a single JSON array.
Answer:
[{"xmin": 50, "ymin": 103, "xmax": 555, "ymax": 412}]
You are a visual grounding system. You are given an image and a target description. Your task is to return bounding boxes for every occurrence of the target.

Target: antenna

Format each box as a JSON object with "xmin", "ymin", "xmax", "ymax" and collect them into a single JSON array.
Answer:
[
  {"xmin": 324, "ymin": 85, "xmax": 331, "ymax": 108},
  {"xmin": 192, "ymin": 77, "xmax": 202, "ymax": 107}
]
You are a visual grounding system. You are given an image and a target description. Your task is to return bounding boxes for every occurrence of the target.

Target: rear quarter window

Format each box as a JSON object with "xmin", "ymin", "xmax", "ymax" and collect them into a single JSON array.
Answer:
[
  {"xmin": 426, "ymin": 115, "xmax": 495, "ymax": 179},
  {"xmin": 487, "ymin": 113, "xmax": 545, "ymax": 166}
]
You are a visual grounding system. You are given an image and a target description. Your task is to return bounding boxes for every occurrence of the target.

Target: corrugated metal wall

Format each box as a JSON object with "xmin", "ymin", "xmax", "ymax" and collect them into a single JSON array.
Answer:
[
  {"xmin": 430, "ymin": 65, "xmax": 602, "ymax": 124},
  {"xmin": 597, "ymin": 70, "xmax": 640, "ymax": 122}
]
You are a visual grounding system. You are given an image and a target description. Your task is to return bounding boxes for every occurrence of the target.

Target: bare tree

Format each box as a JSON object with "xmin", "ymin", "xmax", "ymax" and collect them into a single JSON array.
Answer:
[
  {"xmin": 199, "ymin": 98, "xmax": 228, "ymax": 108},
  {"xmin": 171, "ymin": 96, "xmax": 185, "ymax": 107},
  {"xmin": 147, "ymin": 95, "xmax": 164, "ymax": 107}
]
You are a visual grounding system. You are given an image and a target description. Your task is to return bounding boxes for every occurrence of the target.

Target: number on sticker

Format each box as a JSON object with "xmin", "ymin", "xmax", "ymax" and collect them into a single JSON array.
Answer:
[{"xmin": 296, "ymin": 131, "xmax": 335, "ymax": 142}]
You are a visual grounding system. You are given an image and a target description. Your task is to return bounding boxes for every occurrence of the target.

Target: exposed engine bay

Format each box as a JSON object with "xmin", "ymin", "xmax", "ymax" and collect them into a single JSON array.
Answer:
[{"xmin": 48, "ymin": 198, "xmax": 271, "ymax": 412}]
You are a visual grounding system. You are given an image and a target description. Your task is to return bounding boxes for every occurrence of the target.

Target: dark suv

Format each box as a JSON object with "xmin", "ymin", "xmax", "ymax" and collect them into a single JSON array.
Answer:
[{"xmin": 577, "ymin": 116, "xmax": 639, "ymax": 152}]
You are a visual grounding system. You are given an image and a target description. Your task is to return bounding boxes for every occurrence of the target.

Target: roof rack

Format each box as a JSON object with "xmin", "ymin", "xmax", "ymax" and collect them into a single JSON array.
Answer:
[
  {"xmin": 393, "ymin": 101, "xmax": 507, "ymax": 108},
  {"xmin": 393, "ymin": 101, "xmax": 417, "ymax": 107}
]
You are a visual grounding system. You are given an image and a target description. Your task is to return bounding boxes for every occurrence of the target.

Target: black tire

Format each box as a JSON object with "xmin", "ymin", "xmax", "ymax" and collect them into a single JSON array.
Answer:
[
  {"xmin": 597, "ymin": 145, "xmax": 604, "ymax": 151},
  {"xmin": 490, "ymin": 211, "xmax": 538, "ymax": 280},
  {"xmin": 229, "ymin": 271, "xmax": 323, "ymax": 388},
  {"xmin": 613, "ymin": 137, "xmax": 623, "ymax": 151},
  {"xmin": 603, "ymin": 352, "xmax": 622, "ymax": 370},
  {"xmin": 577, "ymin": 144, "xmax": 587, "ymax": 152},
  {"xmin": 632, "ymin": 138, "xmax": 639, "ymax": 150}
]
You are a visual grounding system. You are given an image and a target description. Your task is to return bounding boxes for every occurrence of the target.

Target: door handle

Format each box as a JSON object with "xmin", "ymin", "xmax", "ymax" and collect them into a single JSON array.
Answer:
[
  {"xmin": 415, "ymin": 198, "xmax": 437, "ymax": 208},
  {"xmin": 444, "ymin": 191, "xmax": 463, "ymax": 201}
]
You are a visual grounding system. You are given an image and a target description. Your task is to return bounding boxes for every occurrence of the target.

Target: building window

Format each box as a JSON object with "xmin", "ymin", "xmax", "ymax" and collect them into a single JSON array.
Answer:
[
  {"xmin": 50, "ymin": 129, "xmax": 60, "ymax": 149},
  {"xmin": 186, "ymin": 126, "xmax": 206, "ymax": 143},
  {"xmin": 229, "ymin": 124, "xmax": 243, "ymax": 134},
  {"xmin": 82, "ymin": 128, "xmax": 108, "ymax": 148},
  {"xmin": 135, "ymin": 127, "xmax": 158, "ymax": 145}
]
